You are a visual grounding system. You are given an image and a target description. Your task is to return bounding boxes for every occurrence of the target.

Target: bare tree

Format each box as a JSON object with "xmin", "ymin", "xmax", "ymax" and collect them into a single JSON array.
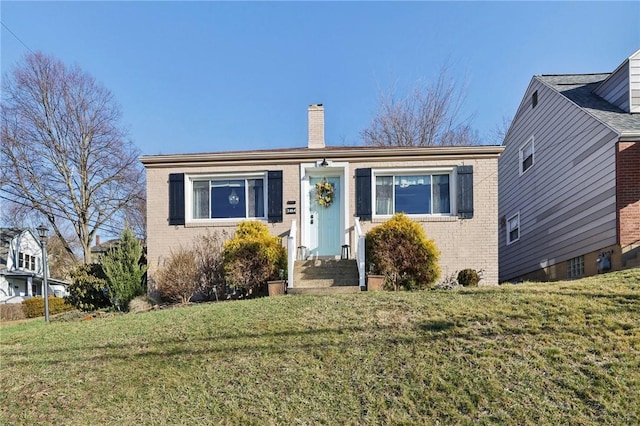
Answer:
[
  {"xmin": 361, "ymin": 66, "xmax": 479, "ymax": 147},
  {"xmin": 488, "ymin": 115, "xmax": 513, "ymax": 146},
  {"xmin": 1, "ymin": 52, "xmax": 144, "ymax": 263}
]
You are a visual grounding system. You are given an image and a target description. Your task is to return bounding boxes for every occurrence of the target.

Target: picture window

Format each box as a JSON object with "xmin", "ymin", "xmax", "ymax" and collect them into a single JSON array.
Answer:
[
  {"xmin": 374, "ymin": 171, "xmax": 452, "ymax": 216},
  {"xmin": 191, "ymin": 175, "xmax": 265, "ymax": 220}
]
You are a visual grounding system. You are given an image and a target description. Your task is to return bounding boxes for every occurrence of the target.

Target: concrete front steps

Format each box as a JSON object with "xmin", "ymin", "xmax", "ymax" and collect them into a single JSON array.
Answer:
[{"xmin": 288, "ymin": 258, "xmax": 361, "ymax": 295}]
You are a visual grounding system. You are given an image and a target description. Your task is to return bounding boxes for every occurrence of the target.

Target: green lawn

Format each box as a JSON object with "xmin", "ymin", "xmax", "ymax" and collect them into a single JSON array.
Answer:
[{"xmin": 1, "ymin": 269, "xmax": 639, "ymax": 425}]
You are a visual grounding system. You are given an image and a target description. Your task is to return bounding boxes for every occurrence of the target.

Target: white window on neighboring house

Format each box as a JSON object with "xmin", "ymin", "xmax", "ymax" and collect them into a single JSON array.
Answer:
[
  {"xmin": 190, "ymin": 174, "xmax": 266, "ymax": 220},
  {"xmin": 519, "ymin": 136, "xmax": 535, "ymax": 175},
  {"xmin": 507, "ymin": 213, "xmax": 520, "ymax": 245},
  {"xmin": 568, "ymin": 256, "xmax": 584, "ymax": 279},
  {"xmin": 18, "ymin": 252, "xmax": 37, "ymax": 271}
]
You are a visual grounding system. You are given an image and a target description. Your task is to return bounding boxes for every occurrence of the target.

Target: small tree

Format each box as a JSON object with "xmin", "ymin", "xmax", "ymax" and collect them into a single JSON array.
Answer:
[
  {"xmin": 365, "ymin": 213, "xmax": 440, "ymax": 290},
  {"xmin": 101, "ymin": 227, "xmax": 147, "ymax": 311},
  {"xmin": 223, "ymin": 221, "xmax": 286, "ymax": 296},
  {"xmin": 155, "ymin": 247, "xmax": 198, "ymax": 304}
]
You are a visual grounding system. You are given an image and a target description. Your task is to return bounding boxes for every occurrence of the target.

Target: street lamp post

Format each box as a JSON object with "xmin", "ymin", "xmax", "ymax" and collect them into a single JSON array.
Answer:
[{"xmin": 36, "ymin": 224, "xmax": 50, "ymax": 324}]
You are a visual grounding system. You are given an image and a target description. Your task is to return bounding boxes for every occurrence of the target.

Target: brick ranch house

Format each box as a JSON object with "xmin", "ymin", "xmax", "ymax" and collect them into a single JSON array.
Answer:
[{"xmin": 141, "ymin": 105, "xmax": 504, "ymax": 291}]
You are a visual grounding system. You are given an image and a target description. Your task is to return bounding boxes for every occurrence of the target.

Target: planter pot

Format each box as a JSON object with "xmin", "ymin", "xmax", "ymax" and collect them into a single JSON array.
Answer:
[
  {"xmin": 267, "ymin": 280, "xmax": 286, "ymax": 297},
  {"xmin": 366, "ymin": 274, "xmax": 385, "ymax": 292}
]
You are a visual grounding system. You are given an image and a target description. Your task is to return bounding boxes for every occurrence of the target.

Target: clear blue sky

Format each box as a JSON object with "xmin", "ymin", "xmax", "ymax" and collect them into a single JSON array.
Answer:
[{"xmin": 1, "ymin": 1, "xmax": 639, "ymax": 156}]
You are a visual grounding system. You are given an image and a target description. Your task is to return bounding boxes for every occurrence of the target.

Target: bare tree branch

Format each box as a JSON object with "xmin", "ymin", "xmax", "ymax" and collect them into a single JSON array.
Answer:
[
  {"xmin": 361, "ymin": 65, "xmax": 479, "ymax": 147},
  {"xmin": 1, "ymin": 52, "xmax": 145, "ymax": 263}
]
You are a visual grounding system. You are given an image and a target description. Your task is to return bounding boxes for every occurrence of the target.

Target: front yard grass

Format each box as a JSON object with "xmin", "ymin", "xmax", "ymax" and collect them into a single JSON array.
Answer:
[{"xmin": 1, "ymin": 269, "xmax": 639, "ymax": 424}]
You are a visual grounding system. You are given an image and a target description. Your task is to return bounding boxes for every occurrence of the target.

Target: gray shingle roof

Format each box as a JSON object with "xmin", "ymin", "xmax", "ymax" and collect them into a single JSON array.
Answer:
[{"xmin": 537, "ymin": 74, "xmax": 640, "ymax": 135}]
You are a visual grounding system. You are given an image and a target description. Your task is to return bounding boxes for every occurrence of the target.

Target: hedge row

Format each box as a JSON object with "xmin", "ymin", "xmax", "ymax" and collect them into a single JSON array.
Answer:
[{"xmin": 21, "ymin": 297, "xmax": 74, "ymax": 318}]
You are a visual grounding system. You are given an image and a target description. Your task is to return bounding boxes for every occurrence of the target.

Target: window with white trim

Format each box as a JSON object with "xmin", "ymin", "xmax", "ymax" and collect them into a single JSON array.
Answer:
[
  {"xmin": 506, "ymin": 213, "xmax": 520, "ymax": 245},
  {"xmin": 18, "ymin": 252, "xmax": 38, "ymax": 271},
  {"xmin": 519, "ymin": 137, "xmax": 535, "ymax": 175},
  {"xmin": 568, "ymin": 256, "xmax": 584, "ymax": 279},
  {"xmin": 190, "ymin": 175, "xmax": 266, "ymax": 220},
  {"xmin": 373, "ymin": 170, "xmax": 453, "ymax": 216}
]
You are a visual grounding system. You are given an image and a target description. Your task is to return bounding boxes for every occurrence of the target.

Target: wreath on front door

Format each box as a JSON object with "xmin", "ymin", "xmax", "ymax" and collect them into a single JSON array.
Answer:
[{"xmin": 315, "ymin": 179, "xmax": 335, "ymax": 208}]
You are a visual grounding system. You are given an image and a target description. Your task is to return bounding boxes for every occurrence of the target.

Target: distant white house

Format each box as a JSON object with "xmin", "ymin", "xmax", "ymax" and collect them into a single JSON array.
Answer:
[{"xmin": 0, "ymin": 228, "xmax": 69, "ymax": 304}]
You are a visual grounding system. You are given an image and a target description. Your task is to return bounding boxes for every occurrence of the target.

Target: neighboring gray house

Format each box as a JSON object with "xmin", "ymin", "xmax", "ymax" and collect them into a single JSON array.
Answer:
[
  {"xmin": 498, "ymin": 49, "xmax": 640, "ymax": 282},
  {"xmin": 0, "ymin": 228, "xmax": 69, "ymax": 303}
]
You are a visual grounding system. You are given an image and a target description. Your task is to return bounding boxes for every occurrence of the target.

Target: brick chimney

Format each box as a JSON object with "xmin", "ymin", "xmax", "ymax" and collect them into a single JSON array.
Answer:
[
  {"xmin": 95, "ymin": 235, "xmax": 101, "ymax": 247},
  {"xmin": 308, "ymin": 104, "xmax": 325, "ymax": 149}
]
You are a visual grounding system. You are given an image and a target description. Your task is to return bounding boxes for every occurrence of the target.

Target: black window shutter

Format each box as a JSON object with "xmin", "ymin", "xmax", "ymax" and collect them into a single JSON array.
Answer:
[
  {"xmin": 168, "ymin": 173, "xmax": 185, "ymax": 225},
  {"xmin": 457, "ymin": 166, "xmax": 474, "ymax": 219},
  {"xmin": 267, "ymin": 170, "xmax": 283, "ymax": 223},
  {"xmin": 355, "ymin": 168, "xmax": 372, "ymax": 220}
]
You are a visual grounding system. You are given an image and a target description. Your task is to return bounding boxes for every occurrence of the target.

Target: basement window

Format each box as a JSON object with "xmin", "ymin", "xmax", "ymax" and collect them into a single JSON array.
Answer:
[{"xmin": 567, "ymin": 255, "xmax": 584, "ymax": 279}]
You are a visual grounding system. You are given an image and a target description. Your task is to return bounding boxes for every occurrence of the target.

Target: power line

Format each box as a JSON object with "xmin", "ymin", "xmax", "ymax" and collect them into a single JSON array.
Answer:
[
  {"xmin": 0, "ymin": 191, "xmax": 128, "ymax": 237},
  {"xmin": 1, "ymin": 21, "xmax": 35, "ymax": 54}
]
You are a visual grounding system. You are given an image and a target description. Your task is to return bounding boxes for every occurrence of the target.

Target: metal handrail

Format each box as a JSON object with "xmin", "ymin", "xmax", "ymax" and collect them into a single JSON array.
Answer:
[
  {"xmin": 287, "ymin": 220, "xmax": 296, "ymax": 288},
  {"xmin": 354, "ymin": 218, "xmax": 366, "ymax": 288}
]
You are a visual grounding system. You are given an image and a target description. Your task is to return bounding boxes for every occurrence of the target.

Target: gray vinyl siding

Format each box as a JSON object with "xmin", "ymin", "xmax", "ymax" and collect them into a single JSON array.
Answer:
[
  {"xmin": 594, "ymin": 62, "xmax": 629, "ymax": 111},
  {"xmin": 498, "ymin": 77, "xmax": 619, "ymax": 281},
  {"xmin": 630, "ymin": 55, "xmax": 640, "ymax": 113}
]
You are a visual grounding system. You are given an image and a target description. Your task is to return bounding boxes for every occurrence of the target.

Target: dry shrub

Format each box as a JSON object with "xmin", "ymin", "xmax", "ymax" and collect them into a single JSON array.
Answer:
[
  {"xmin": 22, "ymin": 297, "xmax": 74, "ymax": 318},
  {"xmin": 156, "ymin": 248, "xmax": 198, "ymax": 304},
  {"xmin": 154, "ymin": 230, "xmax": 228, "ymax": 304},
  {"xmin": 193, "ymin": 231, "xmax": 227, "ymax": 300},
  {"xmin": 0, "ymin": 304, "xmax": 25, "ymax": 321},
  {"xmin": 128, "ymin": 295, "xmax": 155, "ymax": 313}
]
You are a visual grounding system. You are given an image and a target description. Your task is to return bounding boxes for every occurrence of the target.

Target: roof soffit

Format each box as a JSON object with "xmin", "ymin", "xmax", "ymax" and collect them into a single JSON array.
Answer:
[{"xmin": 140, "ymin": 146, "xmax": 505, "ymax": 168}]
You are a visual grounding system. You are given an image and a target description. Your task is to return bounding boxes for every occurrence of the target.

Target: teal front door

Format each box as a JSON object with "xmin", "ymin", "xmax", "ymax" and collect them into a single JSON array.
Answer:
[{"xmin": 308, "ymin": 176, "xmax": 341, "ymax": 257}]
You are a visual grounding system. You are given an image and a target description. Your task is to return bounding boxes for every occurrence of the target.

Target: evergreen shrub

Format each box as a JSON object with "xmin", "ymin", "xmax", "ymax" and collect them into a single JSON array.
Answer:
[
  {"xmin": 365, "ymin": 213, "xmax": 440, "ymax": 291},
  {"xmin": 223, "ymin": 221, "xmax": 287, "ymax": 296},
  {"xmin": 67, "ymin": 264, "xmax": 111, "ymax": 311},
  {"xmin": 457, "ymin": 269, "xmax": 480, "ymax": 287},
  {"xmin": 101, "ymin": 227, "xmax": 147, "ymax": 311}
]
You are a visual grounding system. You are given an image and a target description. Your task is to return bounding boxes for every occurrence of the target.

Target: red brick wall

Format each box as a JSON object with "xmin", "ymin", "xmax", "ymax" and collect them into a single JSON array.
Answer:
[{"xmin": 617, "ymin": 141, "xmax": 640, "ymax": 246}]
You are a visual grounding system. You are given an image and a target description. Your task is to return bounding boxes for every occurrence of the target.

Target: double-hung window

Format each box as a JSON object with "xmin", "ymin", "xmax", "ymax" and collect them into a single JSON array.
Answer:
[
  {"xmin": 191, "ymin": 175, "xmax": 265, "ymax": 220},
  {"xmin": 18, "ymin": 252, "xmax": 37, "ymax": 271},
  {"xmin": 374, "ymin": 171, "xmax": 452, "ymax": 216},
  {"xmin": 519, "ymin": 137, "xmax": 534, "ymax": 175},
  {"xmin": 506, "ymin": 213, "xmax": 520, "ymax": 245}
]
